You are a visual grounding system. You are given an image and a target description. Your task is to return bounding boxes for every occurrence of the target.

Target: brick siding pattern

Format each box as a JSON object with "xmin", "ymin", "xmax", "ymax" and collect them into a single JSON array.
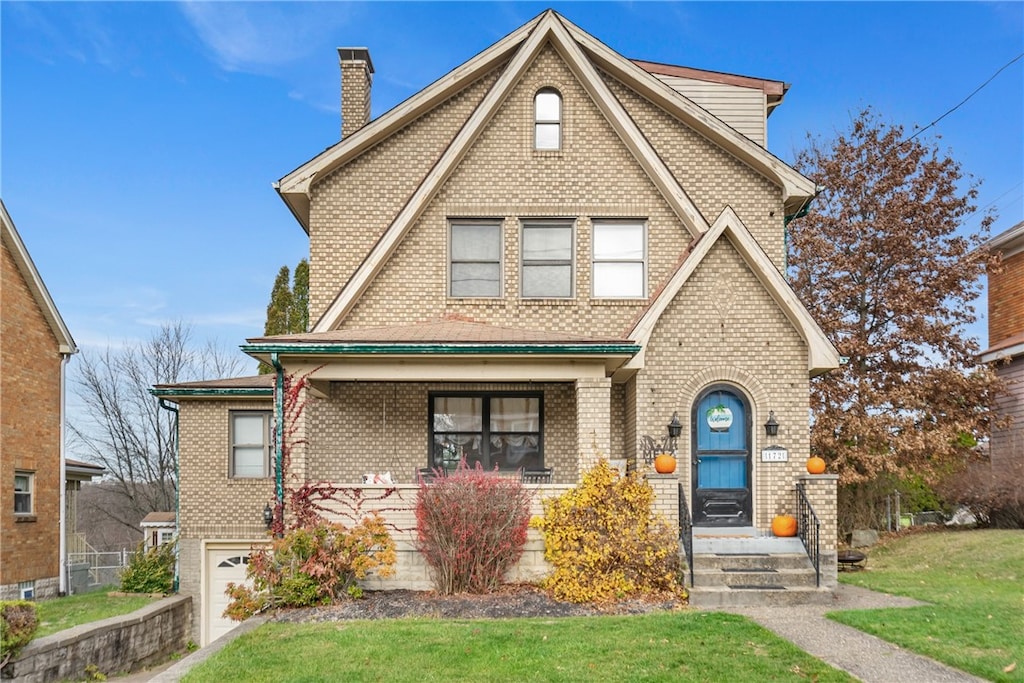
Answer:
[
  {"xmin": 1, "ymin": 240, "xmax": 63, "ymax": 596},
  {"xmin": 639, "ymin": 239, "xmax": 814, "ymax": 532},
  {"xmin": 989, "ymin": 250, "xmax": 1024, "ymax": 346}
]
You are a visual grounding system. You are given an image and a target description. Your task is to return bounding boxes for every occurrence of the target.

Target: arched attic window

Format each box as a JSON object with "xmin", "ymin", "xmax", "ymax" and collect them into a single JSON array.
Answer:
[{"xmin": 534, "ymin": 88, "xmax": 562, "ymax": 150}]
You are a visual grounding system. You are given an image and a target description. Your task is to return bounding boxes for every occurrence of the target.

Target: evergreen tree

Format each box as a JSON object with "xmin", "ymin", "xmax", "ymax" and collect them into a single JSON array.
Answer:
[{"xmin": 259, "ymin": 260, "xmax": 310, "ymax": 373}]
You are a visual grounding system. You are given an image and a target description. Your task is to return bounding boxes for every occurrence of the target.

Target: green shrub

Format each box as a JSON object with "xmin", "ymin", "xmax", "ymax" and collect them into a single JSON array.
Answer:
[
  {"xmin": 120, "ymin": 541, "xmax": 175, "ymax": 594},
  {"xmin": 415, "ymin": 461, "xmax": 532, "ymax": 595},
  {"xmin": 1, "ymin": 600, "xmax": 39, "ymax": 666},
  {"xmin": 532, "ymin": 460, "xmax": 682, "ymax": 603},
  {"xmin": 225, "ymin": 515, "xmax": 396, "ymax": 621}
]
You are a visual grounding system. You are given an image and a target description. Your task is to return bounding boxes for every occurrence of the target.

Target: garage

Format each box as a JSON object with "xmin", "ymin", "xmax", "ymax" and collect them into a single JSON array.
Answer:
[{"xmin": 203, "ymin": 544, "xmax": 258, "ymax": 646}]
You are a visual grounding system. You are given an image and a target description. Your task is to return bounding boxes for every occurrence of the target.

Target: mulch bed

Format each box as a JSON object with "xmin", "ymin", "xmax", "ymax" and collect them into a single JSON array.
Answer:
[{"xmin": 272, "ymin": 585, "xmax": 686, "ymax": 624}]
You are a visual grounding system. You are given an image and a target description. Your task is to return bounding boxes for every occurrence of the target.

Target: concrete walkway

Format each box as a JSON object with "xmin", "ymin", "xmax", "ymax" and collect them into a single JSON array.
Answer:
[{"xmin": 709, "ymin": 584, "xmax": 987, "ymax": 683}]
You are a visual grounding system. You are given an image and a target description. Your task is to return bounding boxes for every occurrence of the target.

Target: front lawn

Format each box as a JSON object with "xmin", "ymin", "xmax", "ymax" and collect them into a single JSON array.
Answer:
[
  {"xmin": 182, "ymin": 611, "xmax": 854, "ymax": 682},
  {"xmin": 831, "ymin": 528, "xmax": 1022, "ymax": 682},
  {"xmin": 35, "ymin": 590, "xmax": 160, "ymax": 639}
]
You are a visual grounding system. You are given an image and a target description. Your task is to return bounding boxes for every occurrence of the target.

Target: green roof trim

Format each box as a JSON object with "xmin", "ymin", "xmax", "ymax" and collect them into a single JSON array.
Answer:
[
  {"xmin": 149, "ymin": 387, "xmax": 274, "ymax": 398},
  {"xmin": 240, "ymin": 342, "xmax": 642, "ymax": 356}
]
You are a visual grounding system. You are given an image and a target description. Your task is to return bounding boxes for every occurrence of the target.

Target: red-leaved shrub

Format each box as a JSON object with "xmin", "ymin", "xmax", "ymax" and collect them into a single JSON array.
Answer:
[{"xmin": 415, "ymin": 462, "xmax": 531, "ymax": 594}]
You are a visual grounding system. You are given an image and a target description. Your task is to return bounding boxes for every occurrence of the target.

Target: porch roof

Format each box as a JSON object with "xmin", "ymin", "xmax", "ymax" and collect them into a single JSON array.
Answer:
[
  {"xmin": 151, "ymin": 374, "xmax": 274, "ymax": 399},
  {"xmin": 242, "ymin": 319, "xmax": 641, "ymax": 381}
]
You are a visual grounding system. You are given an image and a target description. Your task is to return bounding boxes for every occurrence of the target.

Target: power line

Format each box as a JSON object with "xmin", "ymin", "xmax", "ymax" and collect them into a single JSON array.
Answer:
[{"xmin": 905, "ymin": 52, "xmax": 1024, "ymax": 144}]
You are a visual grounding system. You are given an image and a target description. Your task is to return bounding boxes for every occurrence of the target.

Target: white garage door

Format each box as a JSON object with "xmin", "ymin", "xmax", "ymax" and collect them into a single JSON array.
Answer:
[{"xmin": 204, "ymin": 545, "xmax": 255, "ymax": 646}]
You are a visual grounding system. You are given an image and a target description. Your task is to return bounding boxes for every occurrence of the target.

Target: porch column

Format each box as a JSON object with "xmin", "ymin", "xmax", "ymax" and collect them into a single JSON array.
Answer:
[
  {"xmin": 283, "ymin": 382, "xmax": 310, "ymax": 488},
  {"xmin": 797, "ymin": 473, "xmax": 838, "ymax": 588},
  {"xmin": 575, "ymin": 377, "xmax": 611, "ymax": 474}
]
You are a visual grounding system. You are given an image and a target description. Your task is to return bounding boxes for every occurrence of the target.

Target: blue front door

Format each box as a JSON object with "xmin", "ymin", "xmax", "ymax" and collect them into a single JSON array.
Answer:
[{"xmin": 692, "ymin": 386, "xmax": 752, "ymax": 526}]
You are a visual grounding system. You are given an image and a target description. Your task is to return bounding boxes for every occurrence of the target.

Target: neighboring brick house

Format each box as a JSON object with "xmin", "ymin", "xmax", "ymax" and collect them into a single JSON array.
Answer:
[
  {"xmin": 1, "ymin": 200, "xmax": 78, "ymax": 600},
  {"xmin": 155, "ymin": 11, "xmax": 840, "ymax": 644},
  {"xmin": 981, "ymin": 219, "xmax": 1024, "ymax": 469}
]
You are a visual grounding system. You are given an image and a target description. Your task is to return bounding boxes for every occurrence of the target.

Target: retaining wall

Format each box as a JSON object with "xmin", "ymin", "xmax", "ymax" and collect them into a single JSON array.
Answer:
[{"xmin": 1, "ymin": 595, "xmax": 191, "ymax": 683}]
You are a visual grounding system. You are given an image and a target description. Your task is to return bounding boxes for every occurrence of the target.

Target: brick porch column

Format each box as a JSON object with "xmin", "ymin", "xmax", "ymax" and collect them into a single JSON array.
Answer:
[
  {"xmin": 645, "ymin": 473, "xmax": 680, "ymax": 530},
  {"xmin": 575, "ymin": 377, "xmax": 611, "ymax": 475},
  {"xmin": 797, "ymin": 473, "xmax": 838, "ymax": 588}
]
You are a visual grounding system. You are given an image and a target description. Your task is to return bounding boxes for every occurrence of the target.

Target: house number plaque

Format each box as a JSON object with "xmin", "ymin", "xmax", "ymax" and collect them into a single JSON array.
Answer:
[{"xmin": 761, "ymin": 446, "xmax": 789, "ymax": 462}]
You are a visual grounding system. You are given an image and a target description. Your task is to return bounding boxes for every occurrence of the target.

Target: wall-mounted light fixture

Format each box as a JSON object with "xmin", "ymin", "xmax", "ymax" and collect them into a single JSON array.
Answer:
[
  {"xmin": 263, "ymin": 502, "xmax": 274, "ymax": 530},
  {"xmin": 764, "ymin": 411, "xmax": 779, "ymax": 438}
]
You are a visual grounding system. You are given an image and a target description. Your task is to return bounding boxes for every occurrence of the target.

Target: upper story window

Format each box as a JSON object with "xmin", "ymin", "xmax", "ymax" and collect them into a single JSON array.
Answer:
[
  {"xmin": 534, "ymin": 88, "xmax": 562, "ymax": 150},
  {"xmin": 431, "ymin": 393, "xmax": 543, "ymax": 472},
  {"xmin": 14, "ymin": 472, "xmax": 33, "ymax": 515},
  {"xmin": 450, "ymin": 220, "xmax": 502, "ymax": 298},
  {"xmin": 592, "ymin": 221, "xmax": 646, "ymax": 298},
  {"xmin": 230, "ymin": 411, "xmax": 272, "ymax": 478},
  {"xmin": 521, "ymin": 220, "xmax": 574, "ymax": 298}
]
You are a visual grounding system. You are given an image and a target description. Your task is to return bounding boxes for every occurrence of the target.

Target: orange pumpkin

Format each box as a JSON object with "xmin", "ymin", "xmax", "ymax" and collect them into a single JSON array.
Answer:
[
  {"xmin": 806, "ymin": 456, "xmax": 826, "ymax": 475},
  {"xmin": 654, "ymin": 454, "xmax": 677, "ymax": 474},
  {"xmin": 771, "ymin": 514, "xmax": 798, "ymax": 537}
]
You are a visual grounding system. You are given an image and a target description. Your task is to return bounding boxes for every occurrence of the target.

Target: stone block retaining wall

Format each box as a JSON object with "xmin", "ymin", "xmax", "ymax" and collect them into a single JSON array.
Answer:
[{"xmin": 1, "ymin": 595, "xmax": 191, "ymax": 683}]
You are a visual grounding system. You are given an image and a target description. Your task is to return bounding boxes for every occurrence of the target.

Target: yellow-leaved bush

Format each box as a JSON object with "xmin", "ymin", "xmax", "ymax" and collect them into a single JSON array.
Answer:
[{"xmin": 531, "ymin": 459, "xmax": 684, "ymax": 604}]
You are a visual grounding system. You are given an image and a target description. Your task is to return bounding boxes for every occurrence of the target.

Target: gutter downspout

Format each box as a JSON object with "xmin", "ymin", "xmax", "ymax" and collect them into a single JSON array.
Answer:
[
  {"xmin": 271, "ymin": 353, "xmax": 285, "ymax": 530},
  {"xmin": 158, "ymin": 399, "xmax": 180, "ymax": 592},
  {"xmin": 58, "ymin": 352, "xmax": 72, "ymax": 596}
]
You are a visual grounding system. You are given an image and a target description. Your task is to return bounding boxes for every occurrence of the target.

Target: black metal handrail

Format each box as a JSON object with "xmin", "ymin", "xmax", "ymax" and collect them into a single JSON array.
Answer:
[
  {"xmin": 678, "ymin": 482, "xmax": 694, "ymax": 587},
  {"xmin": 795, "ymin": 483, "xmax": 821, "ymax": 587}
]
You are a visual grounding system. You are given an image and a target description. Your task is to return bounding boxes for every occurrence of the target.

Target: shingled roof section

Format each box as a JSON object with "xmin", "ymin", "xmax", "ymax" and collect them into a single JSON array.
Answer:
[{"xmin": 153, "ymin": 374, "xmax": 274, "ymax": 392}]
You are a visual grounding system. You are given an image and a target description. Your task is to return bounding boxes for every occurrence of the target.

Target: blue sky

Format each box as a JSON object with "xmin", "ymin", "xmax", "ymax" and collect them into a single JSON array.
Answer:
[{"xmin": 3, "ymin": 2, "xmax": 1022, "ymax": 372}]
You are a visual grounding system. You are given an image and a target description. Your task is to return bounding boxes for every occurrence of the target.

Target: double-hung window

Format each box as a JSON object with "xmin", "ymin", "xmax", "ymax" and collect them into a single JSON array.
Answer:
[
  {"xmin": 14, "ymin": 472, "xmax": 33, "ymax": 515},
  {"xmin": 592, "ymin": 221, "xmax": 646, "ymax": 298},
  {"xmin": 230, "ymin": 411, "xmax": 272, "ymax": 478},
  {"xmin": 450, "ymin": 220, "xmax": 502, "ymax": 297},
  {"xmin": 431, "ymin": 394, "xmax": 543, "ymax": 472},
  {"xmin": 521, "ymin": 221, "xmax": 573, "ymax": 298},
  {"xmin": 534, "ymin": 89, "xmax": 561, "ymax": 150}
]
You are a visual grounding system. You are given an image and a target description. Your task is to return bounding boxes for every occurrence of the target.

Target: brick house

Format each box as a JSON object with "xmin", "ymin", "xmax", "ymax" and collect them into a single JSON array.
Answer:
[
  {"xmin": 1, "ymin": 200, "xmax": 79, "ymax": 600},
  {"xmin": 981, "ymin": 219, "xmax": 1024, "ymax": 469},
  {"xmin": 154, "ymin": 11, "xmax": 840, "ymax": 645}
]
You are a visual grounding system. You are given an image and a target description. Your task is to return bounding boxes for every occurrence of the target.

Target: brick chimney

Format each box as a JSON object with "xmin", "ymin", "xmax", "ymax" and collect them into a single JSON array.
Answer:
[{"xmin": 338, "ymin": 47, "xmax": 374, "ymax": 138}]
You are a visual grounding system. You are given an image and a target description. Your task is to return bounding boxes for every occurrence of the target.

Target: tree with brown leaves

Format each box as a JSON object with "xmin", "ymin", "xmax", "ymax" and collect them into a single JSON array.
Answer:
[{"xmin": 789, "ymin": 108, "xmax": 1004, "ymax": 490}]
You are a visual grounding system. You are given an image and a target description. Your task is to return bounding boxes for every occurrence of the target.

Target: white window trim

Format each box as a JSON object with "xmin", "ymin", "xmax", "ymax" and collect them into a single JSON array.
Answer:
[
  {"xmin": 592, "ymin": 220, "xmax": 647, "ymax": 299},
  {"xmin": 520, "ymin": 219, "xmax": 575, "ymax": 299},
  {"xmin": 534, "ymin": 88, "xmax": 562, "ymax": 151},
  {"xmin": 449, "ymin": 219, "xmax": 503, "ymax": 298},
  {"xmin": 14, "ymin": 471, "xmax": 33, "ymax": 516},
  {"xmin": 229, "ymin": 411, "xmax": 272, "ymax": 479}
]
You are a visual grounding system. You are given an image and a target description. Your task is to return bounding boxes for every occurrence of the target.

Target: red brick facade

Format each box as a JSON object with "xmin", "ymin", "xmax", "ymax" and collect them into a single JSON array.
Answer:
[
  {"xmin": 0, "ymin": 238, "xmax": 64, "ymax": 597},
  {"xmin": 989, "ymin": 249, "xmax": 1024, "ymax": 347}
]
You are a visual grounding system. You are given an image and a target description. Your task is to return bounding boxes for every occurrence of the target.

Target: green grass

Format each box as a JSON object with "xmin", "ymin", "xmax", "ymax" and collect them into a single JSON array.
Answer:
[
  {"xmin": 831, "ymin": 528, "xmax": 1023, "ymax": 683},
  {"xmin": 183, "ymin": 612, "xmax": 853, "ymax": 682},
  {"xmin": 34, "ymin": 589, "xmax": 159, "ymax": 638}
]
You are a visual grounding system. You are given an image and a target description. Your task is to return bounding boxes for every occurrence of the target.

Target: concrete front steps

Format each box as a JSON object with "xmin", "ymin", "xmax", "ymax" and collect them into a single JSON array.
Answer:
[{"xmin": 686, "ymin": 527, "xmax": 834, "ymax": 608}]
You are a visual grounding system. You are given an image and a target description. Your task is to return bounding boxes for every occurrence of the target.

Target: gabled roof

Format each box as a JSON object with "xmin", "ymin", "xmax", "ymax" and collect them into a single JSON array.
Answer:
[
  {"xmin": 627, "ymin": 207, "xmax": 839, "ymax": 377},
  {"xmin": 277, "ymin": 10, "xmax": 816, "ymax": 333},
  {"xmin": 1, "ymin": 200, "xmax": 77, "ymax": 355}
]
